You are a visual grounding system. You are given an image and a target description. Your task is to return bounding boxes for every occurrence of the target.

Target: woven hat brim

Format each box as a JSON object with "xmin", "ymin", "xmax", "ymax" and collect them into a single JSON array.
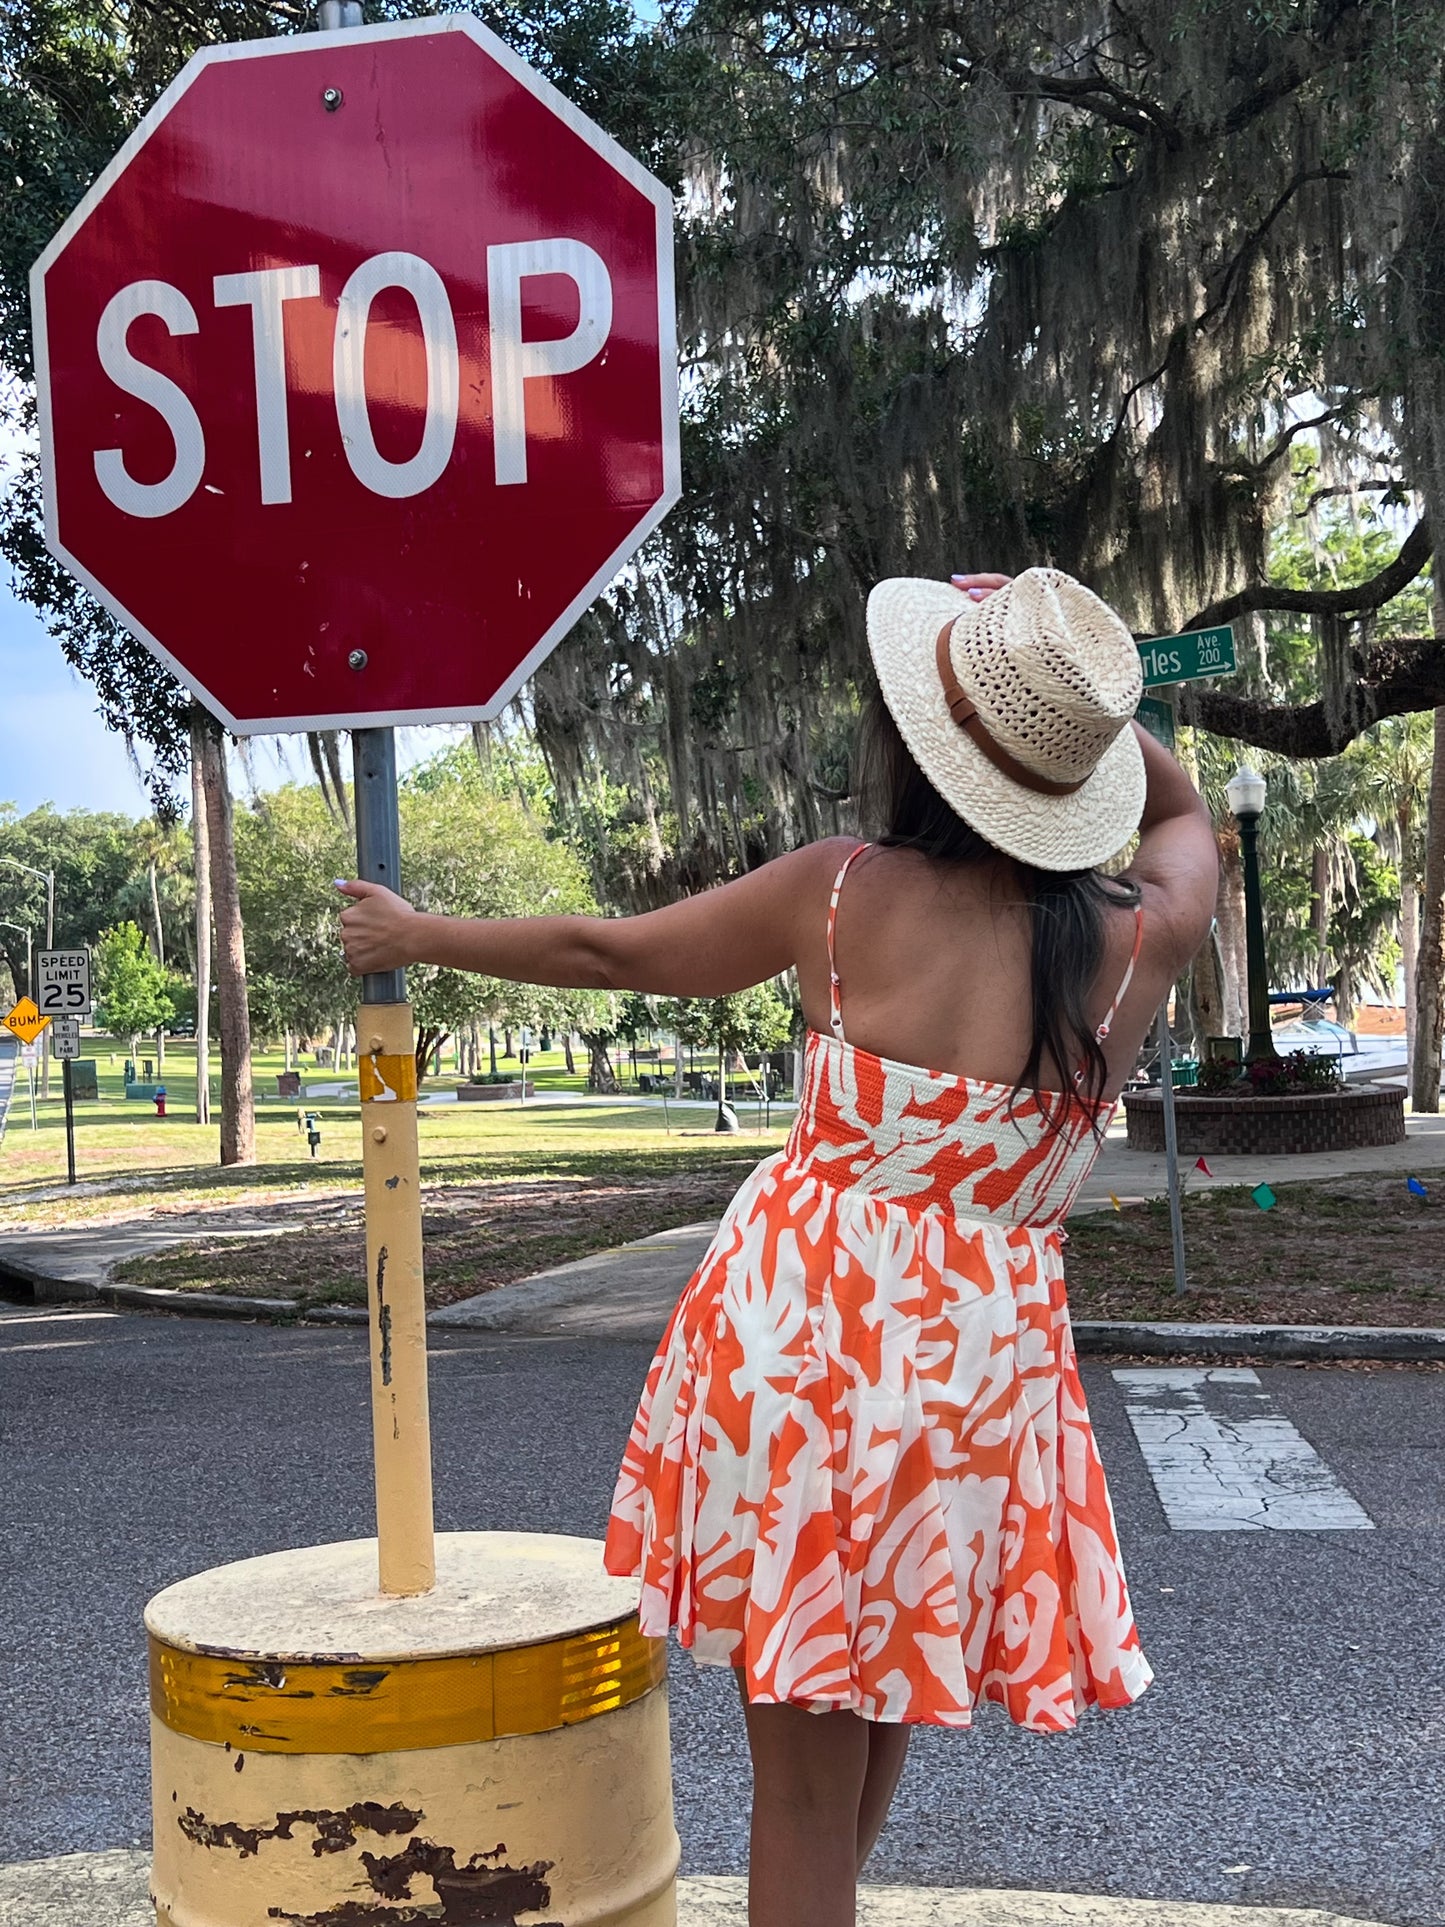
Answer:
[{"xmin": 867, "ymin": 578, "xmax": 1146, "ymax": 873}]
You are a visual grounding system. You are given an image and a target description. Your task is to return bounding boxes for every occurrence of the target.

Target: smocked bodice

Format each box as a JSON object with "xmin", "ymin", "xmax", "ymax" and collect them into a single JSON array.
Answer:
[{"xmin": 782, "ymin": 1028, "xmax": 1112, "ymax": 1228}]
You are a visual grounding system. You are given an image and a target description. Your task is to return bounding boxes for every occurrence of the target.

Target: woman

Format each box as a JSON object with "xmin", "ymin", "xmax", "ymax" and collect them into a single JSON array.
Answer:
[{"xmin": 339, "ymin": 567, "xmax": 1219, "ymax": 1927}]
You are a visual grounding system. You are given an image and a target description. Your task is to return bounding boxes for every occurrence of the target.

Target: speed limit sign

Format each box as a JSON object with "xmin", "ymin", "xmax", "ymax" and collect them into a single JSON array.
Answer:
[{"xmin": 37, "ymin": 949, "xmax": 91, "ymax": 1017}]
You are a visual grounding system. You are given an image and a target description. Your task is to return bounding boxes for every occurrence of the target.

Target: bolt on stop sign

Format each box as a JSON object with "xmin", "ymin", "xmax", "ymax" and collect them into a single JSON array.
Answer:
[{"xmin": 32, "ymin": 16, "xmax": 680, "ymax": 734}]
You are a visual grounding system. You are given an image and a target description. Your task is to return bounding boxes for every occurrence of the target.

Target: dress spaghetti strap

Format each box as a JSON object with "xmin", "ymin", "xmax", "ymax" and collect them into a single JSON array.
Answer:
[
  {"xmin": 825, "ymin": 842, "xmax": 871, "ymax": 1042},
  {"xmin": 1095, "ymin": 904, "xmax": 1146, "ymax": 1043}
]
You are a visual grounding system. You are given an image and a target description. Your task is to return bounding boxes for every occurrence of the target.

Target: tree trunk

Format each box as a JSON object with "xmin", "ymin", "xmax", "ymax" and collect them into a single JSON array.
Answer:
[
  {"xmin": 1403, "ymin": 857, "xmax": 1419, "ymax": 1071},
  {"xmin": 585, "ymin": 1039, "xmax": 620, "ymax": 1093},
  {"xmin": 1188, "ymin": 924, "xmax": 1228, "ymax": 1051},
  {"xmin": 1411, "ymin": 703, "xmax": 1445, "ymax": 1112},
  {"xmin": 149, "ymin": 858, "xmax": 166, "ymax": 968},
  {"xmin": 564, "ymin": 1032, "xmax": 576, "ymax": 1076},
  {"xmin": 1308, "ymin": 845, "xmax": 1331, "ymax": 984},
  {"xmin": 190, "ymin": 714, "xmax": 212, "ymax": 1128},
  {"xmin": 199, "ymin": 721, "xmax": 255, "ymax": 1164},
  {"xmin": 156, "ymin": 1026, "xmax": 165, "ymax": 1071},
  {"xmin": 1216, "ymin": 828, "xmax": 1248, "ymax": 1040},
  {"xmin": 489, "ymin": 1026, "xmax": 498, "ymax": 1075},
  {"xmin": 1334, "ymin": 960, "xmax": 1357, "ymax": 1034},
  {"xmin": 674, "ymin": 1030, "xmax": 685, "ymax": 1098},
  {"xmin": 503, "ymin": 1027, "xmax": 513, "ymax": 1059}
]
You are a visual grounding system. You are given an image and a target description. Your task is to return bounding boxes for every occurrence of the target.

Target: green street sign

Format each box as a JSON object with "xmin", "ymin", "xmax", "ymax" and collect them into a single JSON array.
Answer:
[
  {"xmin": 1136, "ymin": 696, "xmax": 1176, "ymax": 750},
  {"xmin": 1137, "ymin": 624, "xmax": 1236, "ymax": 689}
]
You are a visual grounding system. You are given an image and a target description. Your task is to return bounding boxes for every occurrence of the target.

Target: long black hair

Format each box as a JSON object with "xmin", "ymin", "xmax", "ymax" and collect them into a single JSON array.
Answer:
[{"xmin": 852, "ymin": 688, "xmax": 1139, "ymax": 1128}]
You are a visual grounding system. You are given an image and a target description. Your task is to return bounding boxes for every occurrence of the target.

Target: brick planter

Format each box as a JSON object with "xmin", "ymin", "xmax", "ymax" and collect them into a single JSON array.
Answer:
[
  {"xmin": 457, "ymin": 1080, "xmax": 535, "ymax": 1102},
  {"xmin": 1122, "ymin": 1086, "xmax": 1405, "ymax": 1157}
]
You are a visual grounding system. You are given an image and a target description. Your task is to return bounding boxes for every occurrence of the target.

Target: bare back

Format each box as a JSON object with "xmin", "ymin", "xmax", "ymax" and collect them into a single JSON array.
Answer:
[{"xmin": 792, "ymin": 840, "xmax": 1177, "ymax": 1101}]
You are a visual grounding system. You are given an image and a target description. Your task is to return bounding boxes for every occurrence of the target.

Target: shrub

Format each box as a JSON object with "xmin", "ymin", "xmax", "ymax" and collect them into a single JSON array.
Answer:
[{"xmin": 1196, "ymin": 1049, "xmax": 1342, "ymax": 1097}]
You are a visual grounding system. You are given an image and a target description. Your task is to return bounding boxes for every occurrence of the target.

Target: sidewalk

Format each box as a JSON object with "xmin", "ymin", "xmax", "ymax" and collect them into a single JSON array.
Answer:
[
  {"xmin": 7, "ymin": 1115, "xmax": 1445, "ymax": 1358},
  {"xmin": 0, "ymin": 1850, "xmax": 1391, "ymax": 1927}
]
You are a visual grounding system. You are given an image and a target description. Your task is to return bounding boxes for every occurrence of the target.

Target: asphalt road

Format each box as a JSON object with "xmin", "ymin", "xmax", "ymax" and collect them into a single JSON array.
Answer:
[{"xmin": 1, "ymin": 1306, "xmax": 1441, "ymax": 1925}]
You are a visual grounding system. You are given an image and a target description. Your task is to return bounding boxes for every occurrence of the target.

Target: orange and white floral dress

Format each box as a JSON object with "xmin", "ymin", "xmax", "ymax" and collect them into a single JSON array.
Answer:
[{"xmin": 604, "ymin": 843, "xmax": 1153, "ymax": 1732}]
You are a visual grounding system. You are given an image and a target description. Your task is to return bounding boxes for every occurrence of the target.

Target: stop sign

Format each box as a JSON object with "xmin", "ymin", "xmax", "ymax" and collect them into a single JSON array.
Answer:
[{"xmin": 31, "ymin": 17, "xmax": 679, "ymax": 734}]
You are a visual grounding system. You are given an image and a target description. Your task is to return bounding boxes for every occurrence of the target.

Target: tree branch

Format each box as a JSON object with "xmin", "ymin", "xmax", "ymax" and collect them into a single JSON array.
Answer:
[
  {"xmin": 1181, "ymin": 517, "xmax": 1432, "ymax": 629},
  {"xmin": 1181, "ymin": 636, "xmax": 1445, "ymax": 756}
]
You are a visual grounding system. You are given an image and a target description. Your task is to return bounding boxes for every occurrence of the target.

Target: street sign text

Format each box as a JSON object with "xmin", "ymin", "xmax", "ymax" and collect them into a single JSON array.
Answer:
[
  {"xmin": 38, "ymin": 949, "xmax": 92, "ymax": 1015},
  {"xmin": 4, "ymin": 998, "xmax": 51, "ymax": 1046},
  {"xmin": 1138, "ymin": 625, "xmax": 1237, "ymax": 689},
  {"xmin": 51, "ymin": 1016, "xmax": 82, "ymax": 1060}
]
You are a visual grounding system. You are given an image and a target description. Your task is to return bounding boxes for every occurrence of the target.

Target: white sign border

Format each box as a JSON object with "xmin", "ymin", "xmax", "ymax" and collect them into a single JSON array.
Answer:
[
  {"xmin": 37, "ymin": 948, "xmax": 93, "ymax": 1017},
  {"xmin": 31, "ymin": 14, "xmax": 682, "ymax": 737}
]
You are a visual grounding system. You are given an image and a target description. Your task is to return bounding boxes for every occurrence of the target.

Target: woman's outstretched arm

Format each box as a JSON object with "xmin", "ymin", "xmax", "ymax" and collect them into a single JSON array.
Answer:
[{"xmin": 337, "ymin": 839, "xmax": 845, "ymax": 997}]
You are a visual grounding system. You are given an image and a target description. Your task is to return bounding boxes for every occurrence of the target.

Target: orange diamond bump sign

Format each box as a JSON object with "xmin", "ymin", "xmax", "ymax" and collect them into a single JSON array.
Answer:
[{"xmin": 3, "ymin": 997, "xmax": 51, "ymax": 1046}]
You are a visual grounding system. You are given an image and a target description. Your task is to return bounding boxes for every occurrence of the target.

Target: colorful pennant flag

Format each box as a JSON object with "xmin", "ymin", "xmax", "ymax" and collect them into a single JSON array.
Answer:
[
  {"xmin": 1195, "ymin": 1156, "xmax": 1214, "ymax": 1177},
  {"xmin": 1408, "ymin": 1176, "xmax": 1429, "ymax": 1199},
  {"xmin": 1110, "ymin": 1192, "xmax": 1123, "ymax": 1213},
  {"xmin": 1252, "ymin": 1183, "xmax": 1277, "ymax": 1212}
]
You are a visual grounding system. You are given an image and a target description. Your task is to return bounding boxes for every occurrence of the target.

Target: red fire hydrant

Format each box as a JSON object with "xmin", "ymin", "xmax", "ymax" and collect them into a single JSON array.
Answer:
[{"xmin": 154, "ymin": 1086, "xmax": 167, "ymax": 1118}]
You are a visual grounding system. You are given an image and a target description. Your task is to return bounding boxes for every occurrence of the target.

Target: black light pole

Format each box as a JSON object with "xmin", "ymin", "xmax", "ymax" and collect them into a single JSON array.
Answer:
[{"xmin": 1226, "ymin": 765, "xmax": 1278, "ymax": 1064}]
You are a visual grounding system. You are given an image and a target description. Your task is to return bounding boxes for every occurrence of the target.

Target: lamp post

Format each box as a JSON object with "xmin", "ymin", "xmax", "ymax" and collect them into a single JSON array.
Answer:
[
  {"xmin": 1225, "ymin": 764, "xmax": 1278, "ymax": 1064},
  {"xmin": 1, "ymin": 857, "xmax": 55, "ymax": 1097}
]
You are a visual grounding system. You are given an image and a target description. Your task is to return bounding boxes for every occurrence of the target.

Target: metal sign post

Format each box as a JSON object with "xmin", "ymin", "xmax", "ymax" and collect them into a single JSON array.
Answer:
[
  {"xmin": 22, "ymin": 1045, "xmax": 38, "ymax": 1131},
  {"xmin": 1156, "ymin": 1003, "xmax": 1188, "ymax": 1296},
  {"xmin": 353, "ymin": 725, "xmax": 435, "ymax": 1598},
  {"xmin": 51, "ymin": 1014, "xmax": 81, "ymax": 1183}
]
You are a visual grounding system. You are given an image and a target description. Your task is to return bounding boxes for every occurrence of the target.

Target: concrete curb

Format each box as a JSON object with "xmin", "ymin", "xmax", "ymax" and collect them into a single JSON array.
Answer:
[
  {"xmin": 1070, "ymin": 1318, "xmax": 1445, "ymax": 1362},
  {"xmin": 10, "ymin": 1275, "xmax": 1443, "ymax": 1361},
  {"xmin": 0, "ymin": 1852, "xmax": 1392, "ymax": 1927},
  {"xmin": 97, "ymin": 1280, "xmax": 368, "ymax": 1324}
]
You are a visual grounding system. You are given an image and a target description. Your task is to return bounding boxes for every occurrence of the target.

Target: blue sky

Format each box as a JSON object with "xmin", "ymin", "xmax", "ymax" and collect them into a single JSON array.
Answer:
[{"xmin": 0, "ymin": 577, "xmax": 151, "ymax": 816}]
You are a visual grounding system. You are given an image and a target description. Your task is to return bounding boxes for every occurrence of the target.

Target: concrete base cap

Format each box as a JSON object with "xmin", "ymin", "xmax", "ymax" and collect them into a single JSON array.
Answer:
[
  {"xmin": 144, "ymin": 1531, "xmax": 641, "ymax": 1660},
  {"xmin": 0, "ymin": 1853, "xmax": 1390, "ymax": 1927}
]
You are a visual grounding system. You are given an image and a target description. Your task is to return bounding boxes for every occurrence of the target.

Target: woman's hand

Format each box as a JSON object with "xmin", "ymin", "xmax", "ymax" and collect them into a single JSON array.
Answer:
[
  {"xmin": 336, "ymin": 879, "xmax": 421, "ymax": 976},
  {"xmin": 951, "ymin": 571, "xmax": 1012, "ymax": 602}
]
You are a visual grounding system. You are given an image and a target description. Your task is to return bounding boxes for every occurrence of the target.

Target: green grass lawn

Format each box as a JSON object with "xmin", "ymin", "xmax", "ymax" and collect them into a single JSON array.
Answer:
[{"xmin": 0, "ymin": 1033, "xmax": 789, "ymax": 1230}]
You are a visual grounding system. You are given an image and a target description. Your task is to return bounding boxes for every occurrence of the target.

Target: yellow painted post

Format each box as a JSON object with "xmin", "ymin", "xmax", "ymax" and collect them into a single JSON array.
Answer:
[{"xmin": 358, "ymin": 1001, "xmax": 435, "ymax": 1597}]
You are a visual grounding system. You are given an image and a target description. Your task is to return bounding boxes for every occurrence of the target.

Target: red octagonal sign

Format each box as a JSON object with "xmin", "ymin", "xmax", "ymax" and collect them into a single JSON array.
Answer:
[{"xmin": 32, "ymin": 17, "xmax": 679, "ymax": 733}]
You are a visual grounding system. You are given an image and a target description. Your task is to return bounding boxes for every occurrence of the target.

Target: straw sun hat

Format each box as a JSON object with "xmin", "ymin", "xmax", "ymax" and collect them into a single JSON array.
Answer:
[{"xmin": 866, "ymin": 567, "xmax": 1146, "ymax": 873}]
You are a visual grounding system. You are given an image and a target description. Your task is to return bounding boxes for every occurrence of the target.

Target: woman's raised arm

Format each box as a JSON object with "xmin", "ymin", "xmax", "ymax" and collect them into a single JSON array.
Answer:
[{"xmin": 337, "ymin": 838, "xmax": 846, "ymax": 997}]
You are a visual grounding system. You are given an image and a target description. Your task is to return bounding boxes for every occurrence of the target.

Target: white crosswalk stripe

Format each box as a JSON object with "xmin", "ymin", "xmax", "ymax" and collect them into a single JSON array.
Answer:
[{"xmin": 1112, "ymin": 1367, "xmax": 1374, "ymax": 1532}]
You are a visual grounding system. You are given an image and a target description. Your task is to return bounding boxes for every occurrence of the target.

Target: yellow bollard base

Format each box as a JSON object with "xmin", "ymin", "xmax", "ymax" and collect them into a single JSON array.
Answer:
[{"xmin": 146, "ymin": 1532, "xmax": 678, "ymax": 1927}]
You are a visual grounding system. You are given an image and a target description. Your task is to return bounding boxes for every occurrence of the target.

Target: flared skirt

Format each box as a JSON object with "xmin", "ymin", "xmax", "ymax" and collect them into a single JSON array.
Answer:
[{"xmin": 603, "ymin": 1154, "xmax": 1153, "ymax": 1731}]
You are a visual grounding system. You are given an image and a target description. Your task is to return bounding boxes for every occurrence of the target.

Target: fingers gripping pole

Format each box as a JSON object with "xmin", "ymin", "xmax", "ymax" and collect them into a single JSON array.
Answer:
[{"xmin": 360, "ymin": 1000, "xmax": 436, "ymax": 1594}]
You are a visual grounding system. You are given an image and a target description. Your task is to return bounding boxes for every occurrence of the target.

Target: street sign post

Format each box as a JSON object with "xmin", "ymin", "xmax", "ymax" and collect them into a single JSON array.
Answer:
[
  {"xmin": 31, "ymin": 13, "xmax": 680, "ymax": 1597},
  {"xmin": 1138, "ymin": 623, "xmax": 1237, "ymax": 690},
  {"xmin": 51, "ymin": 1016, "xmax": 82, "ymax": 1183},
  {"xmin": 1133, "ymin": 626, "xmax": 1237, "ymax": 1299},
  {"xmin": 33, "ymin": 17, "xmax": 684, "ymax": 1913},
  {"xmin": 37, "ymin": 949, "xmax": 92, "ymax": 1018},
  {"xmin": 19, "ymin": 1042, "xmax": 38, "ymax": 1131}
]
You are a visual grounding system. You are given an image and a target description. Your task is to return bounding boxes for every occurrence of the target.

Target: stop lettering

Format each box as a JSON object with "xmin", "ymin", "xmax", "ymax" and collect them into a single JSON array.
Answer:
[{"xmin": 32, "ymin": 17, "xmax": 680, "ymax": 733}]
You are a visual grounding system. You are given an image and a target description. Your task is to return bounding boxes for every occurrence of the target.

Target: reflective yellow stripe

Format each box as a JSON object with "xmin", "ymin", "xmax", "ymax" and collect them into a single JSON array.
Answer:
[
  {"xmin": 149, "ymin": 1618, "xmax": 665, "ymax": 1754},
  {"xmin": 359, "ymin": 1052, "xmax": 418, "ymax": 1103}
]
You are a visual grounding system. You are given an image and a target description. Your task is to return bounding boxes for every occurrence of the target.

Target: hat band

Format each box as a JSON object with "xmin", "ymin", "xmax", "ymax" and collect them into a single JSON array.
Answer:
[{"xmin": 934, "ymin": 621, "xmax": 1089, "ymax": 799}]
